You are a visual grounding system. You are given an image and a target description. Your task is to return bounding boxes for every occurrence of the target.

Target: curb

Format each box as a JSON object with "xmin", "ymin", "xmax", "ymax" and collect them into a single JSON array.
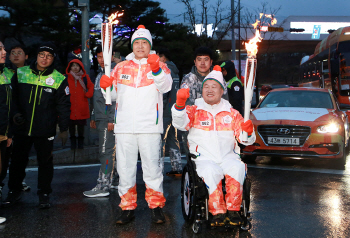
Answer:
[{"xmin": 28, "ymin": 146, "xmax": 100, "ymax": 166}]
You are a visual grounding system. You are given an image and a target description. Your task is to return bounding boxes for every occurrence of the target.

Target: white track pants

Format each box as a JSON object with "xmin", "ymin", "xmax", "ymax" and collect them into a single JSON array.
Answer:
[
  {"xmin": 116, "ymin": 133, "xmax": 165, "ymax": 210},
  {"xmin": 195, "ymin": 155, "xmax": 246, "ymax": 214}
]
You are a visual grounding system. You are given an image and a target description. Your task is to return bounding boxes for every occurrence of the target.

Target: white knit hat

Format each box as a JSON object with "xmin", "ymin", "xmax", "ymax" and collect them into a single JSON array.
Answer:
[
  {"xmin": 131, "ymin": 25, "xmax": 153, "ymax": 49},
  {"xmin": 202, "ymin": 65, "xmax": 225, "ymax": 89}
]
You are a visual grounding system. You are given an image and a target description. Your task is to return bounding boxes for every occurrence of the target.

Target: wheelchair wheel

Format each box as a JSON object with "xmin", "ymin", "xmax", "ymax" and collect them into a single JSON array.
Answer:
[
  {"xmin": 181, "ymin": 164, "xmax": 196, "ymax": 223},
  {"xmin": 192, "ymin": 221, "xmax": 203, "ymax": 234},
  {"xmin": 240, "ymin": 177, "xmax": 252, "ymax": 231}
]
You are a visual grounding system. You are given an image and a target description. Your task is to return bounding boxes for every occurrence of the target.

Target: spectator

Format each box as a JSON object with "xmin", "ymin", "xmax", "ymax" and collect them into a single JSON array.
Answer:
[
  {"xmin": 180, "ymin": 46, "xmax": 229, "ymax": 156},
  {"xmin": 8, "ymin": 44, "xmax": 28, "ymax": 71},
  {"xmin": 112, "ymin": 51, "xmax": 123, "ymax": 64},
  {"xmin": 2, "ymin": 42, "xmax": 70, "ymax": 209},
  {"xmin": 83, "ymin": 45, "xmax": 118, "ymax": 198},
  {"xmin": 157, "ymin": 47, "xmax": 182, "ymax": 176},
  {"xmin": 0, "ymin": 44, "xmax": 31, "ymax": 192},
  {"xmin": 0, "ymin": 40, "xmax": 10, "ymax": 223},
  {"xmin": 66, "ymin": 59, "xmax": 94, "ymax": 149},
  {"xmin": 220, "ymin": 60, "xmax": 244, "ymax": 115},
  {"xmin": 100, "ymin": 25, "xmax": 172, "ymax": 224}
]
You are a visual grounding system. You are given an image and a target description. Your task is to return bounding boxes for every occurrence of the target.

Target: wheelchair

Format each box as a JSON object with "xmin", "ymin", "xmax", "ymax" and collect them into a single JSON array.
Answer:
[{"xmin": 181, "ymin": 153, "xmax": 252, "ymax": 234}]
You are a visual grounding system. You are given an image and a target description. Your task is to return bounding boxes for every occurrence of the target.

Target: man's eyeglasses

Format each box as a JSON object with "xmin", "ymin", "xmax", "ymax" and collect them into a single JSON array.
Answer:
[
  {"xmin": 38, "ymin": 52, "xmax": 54, "ymax": 60},
  {"xmin": 11, "ymin": 51, "xmax": 24, "ymax": 56}
]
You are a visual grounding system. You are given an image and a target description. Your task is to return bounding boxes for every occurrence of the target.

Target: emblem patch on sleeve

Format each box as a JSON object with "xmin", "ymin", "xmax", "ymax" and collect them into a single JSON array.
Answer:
[
  {"xmin": 45, "ymin": 77, "xmax": 55, "ymax": 86},
  {"xmin": 234, "ymin": 85, "xmax": 240, "ymax": 91},
  {"xmin": 65, "ymin": 86, "xmax": 70, "ymax": 95},
  {"xmin": 223, "ymin": 115, "xmax": 233, "ymax": 124}
]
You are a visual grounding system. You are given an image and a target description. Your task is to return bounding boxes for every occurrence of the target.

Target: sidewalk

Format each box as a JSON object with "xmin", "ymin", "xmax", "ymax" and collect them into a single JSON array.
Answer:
[
  {"xmin": 27, "ymin": 126, "xmax": 100, "ymax": 166},
  {"xmin": 27, "ymin": 126, "xmax": 186, "ymax": 166}
]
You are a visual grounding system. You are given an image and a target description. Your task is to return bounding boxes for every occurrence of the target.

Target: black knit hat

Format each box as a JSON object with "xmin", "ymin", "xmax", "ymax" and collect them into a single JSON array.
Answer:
[{"xmin": 37, "ymin": 42, "xmax": 57, "ymax": 57}]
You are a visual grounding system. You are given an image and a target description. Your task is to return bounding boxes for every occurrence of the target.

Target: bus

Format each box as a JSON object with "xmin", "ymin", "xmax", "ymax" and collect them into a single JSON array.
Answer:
[{"xmin": 299, "ymin": 26, "xmax": 350, "ymax": 107}]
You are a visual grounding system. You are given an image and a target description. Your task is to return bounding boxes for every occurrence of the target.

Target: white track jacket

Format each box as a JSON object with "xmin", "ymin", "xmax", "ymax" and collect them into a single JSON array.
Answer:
[
  {"xmin": 109, "ymin": 52, "xmax": 173, "ymax": 133},
  {"xmin": 172, "ymin": 98, "xmax": 255, "ymax": 163}
]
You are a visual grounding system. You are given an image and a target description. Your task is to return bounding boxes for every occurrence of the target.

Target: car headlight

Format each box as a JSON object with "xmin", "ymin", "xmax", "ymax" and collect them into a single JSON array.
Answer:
[{"xmin": 317, "ymin": 123, "xmax": 340, "ymax": 133}]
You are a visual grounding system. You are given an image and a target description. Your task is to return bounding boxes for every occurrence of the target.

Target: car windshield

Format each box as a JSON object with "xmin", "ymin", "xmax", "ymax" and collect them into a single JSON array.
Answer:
[{"xmin": 259, "ymin": 90, "xmax": 334, "ymax": 109}]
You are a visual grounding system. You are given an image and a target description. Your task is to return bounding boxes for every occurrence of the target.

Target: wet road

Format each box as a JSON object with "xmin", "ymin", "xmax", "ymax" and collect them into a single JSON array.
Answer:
[{"xmin": 1, "ymin": 156, "xmax": 350, "ymax": 238}]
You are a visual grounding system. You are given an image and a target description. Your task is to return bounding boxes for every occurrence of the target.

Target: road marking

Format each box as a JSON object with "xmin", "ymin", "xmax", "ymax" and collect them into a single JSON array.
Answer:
[
  {"xmin": 25, "ymin": 155, "xmax": 349, "ymax": 175},
  {"xmin": 25, "ymin": 156, "xmax": 186, "ymax": 172},
  {"xmin": 247, "ymin": 164, "xmax": 350, "ymax": 175}
]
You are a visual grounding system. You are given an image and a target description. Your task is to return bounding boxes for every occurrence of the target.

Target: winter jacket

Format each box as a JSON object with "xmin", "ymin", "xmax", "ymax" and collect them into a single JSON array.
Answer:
[
  {"xmin": 66, "ymin": 59, "xmax": 94, "ymax": 120},
  {"xmin": 163, "ymin": 61, "xmax": 179, "ymax": 119},
  {"xmin": 90, "ymin": 62, "xmax": 116, "ymax": 123},
  {"xmin": 110, "ymin": 51, "xmax": 172, "ymax": 133},
  {"xmin": 11, "ymin": 61, "xmax": 71, "ymax": 137},
  {"xmin": 172, "ymin": 98, "xmax": 255, "ymax": 163},
  {"xmin": 0, "ymin": 65, "xmax": 13, "ymax": 137},
  {"xmin": 222, "ymin": 62, "xmax": 244, "ymax": 115},
  {"xmin": 180, "ymin": 66, "xmax": 229, "ymax": 106}
]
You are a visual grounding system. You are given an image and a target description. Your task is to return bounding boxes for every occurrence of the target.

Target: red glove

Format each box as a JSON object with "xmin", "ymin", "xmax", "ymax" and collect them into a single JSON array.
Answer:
[
  {"xmin": 241, "ymin": 120, "xmax": 254, "ymax": 136},
  {"xmin": 176, "ymin": 88, "xmax": 190, "ymax": 107},
  {"xmin": 100, "ymin": 75, "xmax": 113, "ymax": 90},
  {"xmin": 147, "ymin": 54, "xmax": 160, "ymax": 73}
]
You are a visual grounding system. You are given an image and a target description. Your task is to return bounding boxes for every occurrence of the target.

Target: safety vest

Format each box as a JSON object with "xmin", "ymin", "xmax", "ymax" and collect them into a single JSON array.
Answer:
[
  {"xmin": 0, "ymin": 67, "xmax": 14, "ymax": 85},
  {"xmin": 227, "ymin": 76, "xmax": 242, "ymax": 89}
]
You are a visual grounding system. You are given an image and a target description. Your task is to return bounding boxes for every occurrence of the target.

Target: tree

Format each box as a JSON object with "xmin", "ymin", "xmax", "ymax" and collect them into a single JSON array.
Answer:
[
  {"xmin": 238, "ymin": 2, "xmax": 294, "ymax": 85},
  {"xmin": 0, "ymin": 0, "xmax": 82, "ymax": 72},
  {"xmin": 89, "ymin": 0, "xmax": 168, "ymax": 50},
  {"xmin": 177, "ymin": 0, "xmax": 237, "ymax": 52}
]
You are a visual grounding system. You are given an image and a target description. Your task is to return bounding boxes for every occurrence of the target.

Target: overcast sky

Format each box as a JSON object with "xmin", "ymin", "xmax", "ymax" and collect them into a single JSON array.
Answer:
[{"xmin": 158, "ymin": 0, "xmax": 350, "ymax": 21}]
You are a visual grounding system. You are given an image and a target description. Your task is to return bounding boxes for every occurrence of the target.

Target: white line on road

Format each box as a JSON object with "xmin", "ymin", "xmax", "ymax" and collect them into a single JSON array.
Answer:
[
  {"xmin": 25, "ymin": 156, "xmax": 350, "ymax": 175},
  {"xmin": 25, "ymin": 156, "xmax": 186, "ymax": 172},
  {"xmin": 247, "ymin": 164, "xmax": 350, "ymax": 175}
]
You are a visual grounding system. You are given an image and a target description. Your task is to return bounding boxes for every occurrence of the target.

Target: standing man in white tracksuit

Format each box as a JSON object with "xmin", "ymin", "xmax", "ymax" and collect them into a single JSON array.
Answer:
[
  {"xmin": 100, "ymin": 25, "xmax": 172, "ymax": 225},
  {"xmin": 172, "ymin": 66, "xmax": 255, "ymax": 227}
]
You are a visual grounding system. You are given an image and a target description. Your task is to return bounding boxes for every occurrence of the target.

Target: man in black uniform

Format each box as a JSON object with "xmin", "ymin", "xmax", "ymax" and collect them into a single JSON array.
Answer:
[
  {"xmin": 3, "ymin": 42, "xmax": 70, "ymax": 209},
  {"xmin": 220, "ymin": 60, "xmax": 244, "ymax": 115}
]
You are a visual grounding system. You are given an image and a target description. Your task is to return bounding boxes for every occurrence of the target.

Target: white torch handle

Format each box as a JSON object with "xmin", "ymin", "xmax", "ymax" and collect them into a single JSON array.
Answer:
[
  {"xmin": 242, "ymin": 59, "xmax": 255, "ymax": 142},
  {"xmin": 102, "ymin": 23, "xmax": 112, "ymax": 105}
]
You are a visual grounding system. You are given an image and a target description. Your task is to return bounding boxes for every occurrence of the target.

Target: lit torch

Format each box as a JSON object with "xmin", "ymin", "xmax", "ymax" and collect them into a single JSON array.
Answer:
[
  {"xmin": 101, "ymin": 11, "xmax": 124, "ymax": 105},
  {"xmin": 242, "ymin": 14, "xmax": 276, "ymax": 141}
]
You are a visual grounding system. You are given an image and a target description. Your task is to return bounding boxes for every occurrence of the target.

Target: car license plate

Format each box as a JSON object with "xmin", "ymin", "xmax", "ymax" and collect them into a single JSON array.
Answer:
[{"xmin": 267, "ymin": 137, "xmax": 300, "ymax": 145}]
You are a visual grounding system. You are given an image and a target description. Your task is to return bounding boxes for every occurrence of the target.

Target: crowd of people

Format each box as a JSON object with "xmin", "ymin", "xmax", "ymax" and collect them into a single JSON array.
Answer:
[{"xmin": 0, "ymin": 24, "xmax": 253, "ymax": 226}]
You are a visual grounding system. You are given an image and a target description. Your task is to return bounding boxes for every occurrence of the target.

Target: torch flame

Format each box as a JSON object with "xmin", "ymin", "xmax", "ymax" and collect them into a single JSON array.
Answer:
[
  {"xmin": 245, "ymin": 29, "xmax": 262, "ymax": 58},
  {"xmin": 108, "ymin": 11, "xmax": 124, "ymax": 24},
  {"xmin": 245, "ymin": 13, "xmax": 277, "ymax": 58},
  {"xmin": 260, "ymin": 13, "xmax": 277, "ymax": 26}
]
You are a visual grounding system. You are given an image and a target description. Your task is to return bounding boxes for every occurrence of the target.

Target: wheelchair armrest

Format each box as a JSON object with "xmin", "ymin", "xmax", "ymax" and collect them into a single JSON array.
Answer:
[{"xmin": 189, "ymin": 153, "xmax": 197, "ymax": 159}]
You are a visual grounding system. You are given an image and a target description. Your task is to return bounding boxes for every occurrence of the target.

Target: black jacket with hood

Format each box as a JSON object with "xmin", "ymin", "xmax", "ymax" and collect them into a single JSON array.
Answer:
[{"xmin": 11, "ymin": 61, "xmax": 71, "ymax": 137}]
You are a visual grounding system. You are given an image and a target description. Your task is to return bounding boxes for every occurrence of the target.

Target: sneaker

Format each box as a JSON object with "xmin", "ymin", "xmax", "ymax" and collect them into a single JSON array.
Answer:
[
  {"xmin": 2, "ymin": 190, "xmax": 22, "ymax": 207},
  {"xmin": 210, "ymin": 213, "xmax": 226, "ymax": 227},
  {"xmin": 226, "ymin": 211, "xmax": 242, "ymax": 226},
  {"xmin": 83, "ymin": 187, "xmax": 110, "ymax": 198},
  {"xmin": 116, "ymin": 210, "xmax": 135, "ymax": 225},
  {"xmin": 0, "ymin": 217, "xmax": 6, "ymax": 224},
  {"xmin": 165, "ymin": 171, "xmax": 182, "ymax": 177},
  {"xmin": 22, "ymin": 181, "xmax": 31, "ymax": 192},
  {"xmin": 39, "ymin": 194, "xmax": 51, "ymax": 209},
  {"xmin": 150, "ymin": 207, "xmax": 165, "ymax": 224}
]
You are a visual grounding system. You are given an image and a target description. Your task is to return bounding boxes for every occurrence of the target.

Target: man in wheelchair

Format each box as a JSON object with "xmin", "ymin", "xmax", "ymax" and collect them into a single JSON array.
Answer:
[{"xmin": 172, "ymin": 66, "xmax": 255, "ymax": 227}]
